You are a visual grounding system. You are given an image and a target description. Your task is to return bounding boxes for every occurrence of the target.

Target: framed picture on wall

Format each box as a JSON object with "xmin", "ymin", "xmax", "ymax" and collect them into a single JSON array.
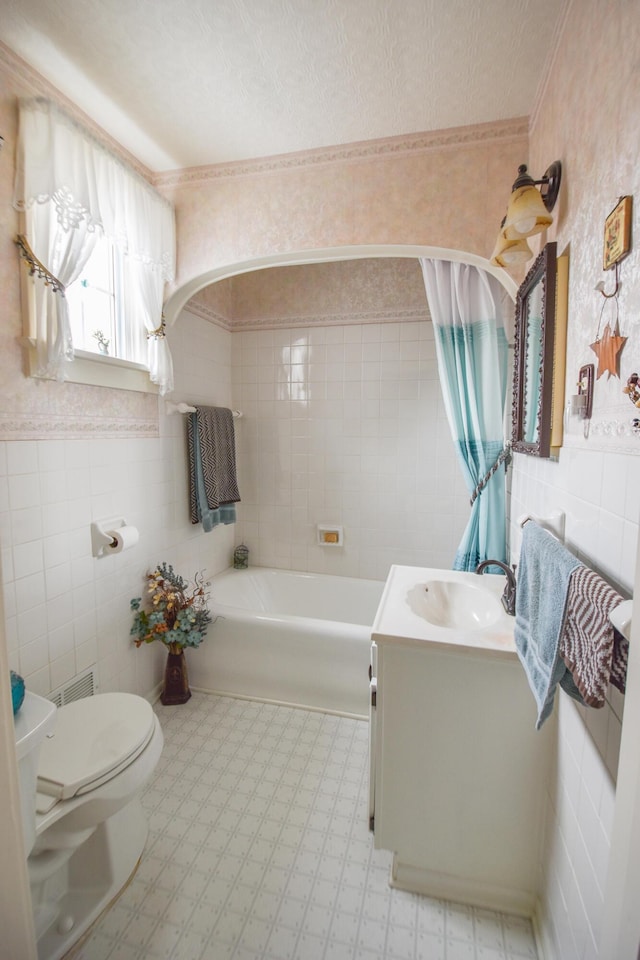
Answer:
[{"xmin": 603, "ymin": 195, "xmax": 632, "ymax": 270}]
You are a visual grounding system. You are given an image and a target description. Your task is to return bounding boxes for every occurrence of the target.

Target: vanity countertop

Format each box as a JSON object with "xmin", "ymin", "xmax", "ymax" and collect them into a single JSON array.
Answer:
[{"xmin": 372, "ymin": 564, "xmax": 517, "ymax": 659}]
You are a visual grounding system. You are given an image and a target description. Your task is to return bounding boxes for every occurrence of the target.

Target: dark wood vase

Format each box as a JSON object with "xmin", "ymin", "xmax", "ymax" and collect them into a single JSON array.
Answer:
[{"xmin": 161, "ymin": 649, "xmax": 191, "ymax": 705}]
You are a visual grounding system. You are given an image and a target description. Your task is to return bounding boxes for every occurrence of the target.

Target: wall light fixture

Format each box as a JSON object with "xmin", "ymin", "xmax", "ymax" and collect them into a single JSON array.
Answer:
[
  {"xmin": 490, "ymin": 219, "xmax": 534, "ymax": 268},
  {"xmin": 491, "ymin": 161, "xmax": 562, "ymax": 267}
]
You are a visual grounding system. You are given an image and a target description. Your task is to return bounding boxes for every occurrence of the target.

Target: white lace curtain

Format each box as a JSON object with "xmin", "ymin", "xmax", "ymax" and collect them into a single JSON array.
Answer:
[{"xmin": 14, "ymin": 97, "xmax": 176, "ymax": 393}]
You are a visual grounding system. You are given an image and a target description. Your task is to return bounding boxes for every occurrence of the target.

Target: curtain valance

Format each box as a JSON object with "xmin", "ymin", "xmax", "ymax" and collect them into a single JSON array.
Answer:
[{"xmin": 14, "ymin": 97, "xmax": 175, "ymax": 280}]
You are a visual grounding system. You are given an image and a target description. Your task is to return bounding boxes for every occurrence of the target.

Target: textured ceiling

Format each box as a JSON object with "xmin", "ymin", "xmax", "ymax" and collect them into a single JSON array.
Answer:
[{"xmin": 1, "ymin": 0, "xmax": 566, "ymax": 172}]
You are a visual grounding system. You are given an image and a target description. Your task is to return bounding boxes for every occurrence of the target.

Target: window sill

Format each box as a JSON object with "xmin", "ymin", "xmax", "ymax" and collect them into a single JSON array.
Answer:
[
  {"xmin": 24, "ymin": 342, "xmax": 158, "ymax": 394},
  {"xmin": 68, "ymin": 351, "xmax": 158, "ymax": 393}
]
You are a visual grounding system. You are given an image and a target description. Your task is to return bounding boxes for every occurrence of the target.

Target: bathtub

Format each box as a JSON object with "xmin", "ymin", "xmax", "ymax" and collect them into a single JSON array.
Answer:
[{"xmin": 188, "ymin": 567, "xmax": 385, "ymax": 717}]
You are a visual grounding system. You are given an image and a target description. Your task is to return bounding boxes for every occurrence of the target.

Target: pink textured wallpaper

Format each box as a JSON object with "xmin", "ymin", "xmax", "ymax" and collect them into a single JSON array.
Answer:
[
  {"xmin": 189, "ymin": 257, "xmax": 429, "ymax": 330},
  {"xmin": 158, "ymin": 122, "xmax": 528, "ymax": 301},
  {"xmin": 530, "ymin": 0, "xmax": 640, "ymax": 447},
  {"xmin": 0, "ymin": 46, "xmax": 159, "ymax": 441}
]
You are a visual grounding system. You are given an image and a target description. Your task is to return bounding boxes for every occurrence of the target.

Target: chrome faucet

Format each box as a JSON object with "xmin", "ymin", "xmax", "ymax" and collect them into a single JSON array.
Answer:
[{"xmin": 475, "ymin": 559, "xmax": 517, "ymax": 616}]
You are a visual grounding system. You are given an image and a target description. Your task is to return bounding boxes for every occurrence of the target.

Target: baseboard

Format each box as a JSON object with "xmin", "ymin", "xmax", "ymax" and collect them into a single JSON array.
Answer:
[
  {"xmin": 189, "ymin": 684, "xmax": 368, "ymax": 721},
  {"xmin": 147, "ymin": 682, "xmax": 163, "ymax": 705},
  {"xmin": 390, "ymin": 856, "xmax": 535, "ymax": 918}
]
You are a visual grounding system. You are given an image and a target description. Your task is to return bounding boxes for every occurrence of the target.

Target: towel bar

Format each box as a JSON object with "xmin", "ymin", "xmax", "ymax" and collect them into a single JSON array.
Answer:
[
  {"xmin": 517, "ymin": 511, "xmax": 565, "ymax": 542},
  {"xmin": 610, "ymin": 599, "xmax": 633, "ymax": 642},
  {"xmin": 166, "ymin": 402, "xmax": 242, "ymax": 418}
]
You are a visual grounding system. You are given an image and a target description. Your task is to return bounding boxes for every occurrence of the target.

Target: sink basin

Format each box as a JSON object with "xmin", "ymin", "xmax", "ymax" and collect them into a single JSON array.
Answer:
[
  {"xmin": 409, "ymin": 579, "xmax": 503, "ymax": 630},
  {"xmin": 372, "ymin": 566, "xmax": 516, "ymax": 657}
]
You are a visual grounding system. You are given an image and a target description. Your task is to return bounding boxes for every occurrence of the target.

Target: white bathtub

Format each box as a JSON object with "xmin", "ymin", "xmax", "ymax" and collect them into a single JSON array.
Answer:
[{"xmin": 188, "ymin": 567, "xmax": 384, "ymax": 717}]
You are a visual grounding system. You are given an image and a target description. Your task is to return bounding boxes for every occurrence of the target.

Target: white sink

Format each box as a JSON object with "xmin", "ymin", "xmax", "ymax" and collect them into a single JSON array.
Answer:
[
  {"xmin": 409, "ymin": 579, "xmax": 503, "ymax": 630},
  {"xmin": 372, "ymin": 566, "xmax": 516, "ymax": 657}
]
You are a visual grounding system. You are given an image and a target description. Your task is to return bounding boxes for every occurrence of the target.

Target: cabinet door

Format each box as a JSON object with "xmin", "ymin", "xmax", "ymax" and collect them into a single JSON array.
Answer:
[{"xmin": 372, "ymin": 640, "xmax": 549, "ymax": 909}]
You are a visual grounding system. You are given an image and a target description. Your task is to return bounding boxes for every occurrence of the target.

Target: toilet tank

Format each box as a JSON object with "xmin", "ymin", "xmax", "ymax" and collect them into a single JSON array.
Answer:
[{"xmin": 14, "ymin": 692, "xmax": 57, "ymax": 855}]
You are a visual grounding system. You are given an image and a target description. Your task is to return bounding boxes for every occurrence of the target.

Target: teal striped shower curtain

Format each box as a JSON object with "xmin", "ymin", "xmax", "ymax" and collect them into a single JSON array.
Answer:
[{"xmin": 420, "ymin": 259, "xmax": 510, "ymax": 571}]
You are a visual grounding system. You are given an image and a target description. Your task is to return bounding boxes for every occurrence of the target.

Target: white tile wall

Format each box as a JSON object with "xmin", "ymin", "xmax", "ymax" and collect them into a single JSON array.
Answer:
[
  {"xmin": 0, "ymin": 309, "xmax": 470, "ymax": 693},
  {"xmin": 232, "ymin": 320, "xmax": 469, "ymax": 580},
  {"xmin": 0, "ymin": 311, "xmax": 235, "ymax": 700},
  {"xmin": 510, "ymin": 447, "xmax": 639, "ymax": 960}
]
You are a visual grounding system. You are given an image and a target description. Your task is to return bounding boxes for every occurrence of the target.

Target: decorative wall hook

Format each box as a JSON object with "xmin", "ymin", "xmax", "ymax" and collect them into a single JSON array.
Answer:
[{"xmin": 595, "ymin": 262, "xmax": 621, "ymax": 299}]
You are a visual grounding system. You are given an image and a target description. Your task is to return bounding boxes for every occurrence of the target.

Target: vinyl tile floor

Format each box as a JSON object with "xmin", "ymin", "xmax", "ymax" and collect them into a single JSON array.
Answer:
[{"xmin": 73, "ymin": 693, "xmax": 538, "ymax": 960}]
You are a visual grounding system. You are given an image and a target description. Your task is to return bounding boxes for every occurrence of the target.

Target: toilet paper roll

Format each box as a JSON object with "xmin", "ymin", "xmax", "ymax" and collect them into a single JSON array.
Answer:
[{"xmin": 107, "ymin": 525, "xmax": 139, "ymax": 554}]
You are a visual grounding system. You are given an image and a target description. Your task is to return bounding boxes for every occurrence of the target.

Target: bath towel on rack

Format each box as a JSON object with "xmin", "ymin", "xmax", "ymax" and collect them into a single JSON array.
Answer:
[
  {"xmin": 187, "ymin": 406, "xmax": 240, "ymax": 532},
  {"xmin": 559, "ymin": 566, "xmax": 626, "ymax": 705},
  {"xmin": 514, "ymin": 522, "xmax": 581, "ymax": 729}
]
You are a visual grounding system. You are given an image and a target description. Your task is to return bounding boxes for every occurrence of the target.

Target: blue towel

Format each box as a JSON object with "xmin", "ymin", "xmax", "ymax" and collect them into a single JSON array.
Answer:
[{"xmin": 514, "ymin": 522, "xmax": 581, "ymax": 729}]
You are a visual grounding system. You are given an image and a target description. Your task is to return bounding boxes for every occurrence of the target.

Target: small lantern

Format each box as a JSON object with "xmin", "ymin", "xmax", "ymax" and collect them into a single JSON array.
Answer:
[{"xmin": 233, "ymin": 544, "xmax": 249, "ymax": 569}]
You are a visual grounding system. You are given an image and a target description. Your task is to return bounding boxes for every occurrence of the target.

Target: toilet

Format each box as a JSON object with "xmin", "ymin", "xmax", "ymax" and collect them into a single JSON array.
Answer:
[{"xmin": 16, "ymin": 690, "xmax": 163, "ymax": 960}]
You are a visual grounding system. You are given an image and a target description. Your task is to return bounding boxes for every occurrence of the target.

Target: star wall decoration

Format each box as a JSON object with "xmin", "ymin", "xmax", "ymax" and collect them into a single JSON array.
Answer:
[{"xmin": 590, "ymin": 324, "xmax": 627, "ymax": 379}]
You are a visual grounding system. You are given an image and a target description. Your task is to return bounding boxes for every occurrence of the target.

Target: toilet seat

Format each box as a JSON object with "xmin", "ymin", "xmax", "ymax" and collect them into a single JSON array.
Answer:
[{"xmin": 36, "ymin": 693, "xmax": 156, "ymax": 805}]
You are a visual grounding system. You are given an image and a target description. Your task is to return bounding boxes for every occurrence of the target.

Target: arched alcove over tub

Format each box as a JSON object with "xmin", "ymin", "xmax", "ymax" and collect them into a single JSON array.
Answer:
[
  {"xmin": 166, "ymin": 243, "xmax": 517, "ymax": 580},
  {"xmin": 162, "ymin": 244, "xmax": 518, "ymax": 327}
]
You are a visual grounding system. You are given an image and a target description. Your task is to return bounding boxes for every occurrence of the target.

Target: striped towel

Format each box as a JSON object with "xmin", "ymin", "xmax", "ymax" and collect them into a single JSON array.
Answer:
[
  {"xmin": 187, "ymin": 406, "xmax": 240, "ymax": 531},
  {"xmin": 559, "ymin": 566, "xmax": 627, "ymax": 706}
]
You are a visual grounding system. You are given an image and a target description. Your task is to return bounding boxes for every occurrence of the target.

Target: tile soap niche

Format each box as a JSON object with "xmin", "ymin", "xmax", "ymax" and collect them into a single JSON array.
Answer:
[{"xmin": 317, "ymin": 525, "xmax": 343, "ymax": 546}]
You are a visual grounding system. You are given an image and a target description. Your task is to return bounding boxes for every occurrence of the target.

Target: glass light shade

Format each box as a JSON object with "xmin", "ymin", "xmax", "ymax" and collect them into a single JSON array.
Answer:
[
  {"xmin": 503, "ymin": 185, "xmax": 553, "ymax": 239},
  {"xmin": 490, "ymin": 231, "xmax": 533, "ymax": 268}
]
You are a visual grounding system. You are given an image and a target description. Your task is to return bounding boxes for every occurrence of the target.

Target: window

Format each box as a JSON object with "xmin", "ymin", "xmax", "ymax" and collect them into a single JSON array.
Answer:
[
  {"xmin": 66, "ymin": 235, "xmax": 147, "ymax": 366},
  {"xmin": 14, "ymin": 97, "xmax": 176, "ymax": 394}
]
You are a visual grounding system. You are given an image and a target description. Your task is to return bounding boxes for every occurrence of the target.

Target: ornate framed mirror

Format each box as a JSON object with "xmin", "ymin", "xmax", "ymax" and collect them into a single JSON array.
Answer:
[{"xmin": 511, "ymin": 241, "xmax": 557, "ymax": 457}]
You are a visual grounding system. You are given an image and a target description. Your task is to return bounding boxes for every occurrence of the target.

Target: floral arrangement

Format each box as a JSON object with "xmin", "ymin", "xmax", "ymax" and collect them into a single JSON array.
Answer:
[
  {"xmin": 131, "ymin": 563, "xmax": 212, "ymax": 653},
  {"xmin": 92, "ymin": 330, "xmax": 110, "ymax": 354}
]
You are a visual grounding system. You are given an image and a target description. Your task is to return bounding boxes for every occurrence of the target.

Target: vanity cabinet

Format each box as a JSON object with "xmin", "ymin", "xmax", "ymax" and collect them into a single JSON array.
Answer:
[{"xmin": 369, "ymin": 565, "xmax": 552, "ymax": 916}]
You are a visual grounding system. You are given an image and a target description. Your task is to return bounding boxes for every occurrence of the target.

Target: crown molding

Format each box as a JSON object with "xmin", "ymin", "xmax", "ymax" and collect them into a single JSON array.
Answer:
[
  {"xmin": 185, "ymin": 305, "xmax": 428, "ymax": 332},
  {"xmin": 231, "ymin": 311, "xmax": 427, "ymax": 332},
  {"xmin": 0, "ymin": 40, "xmax": 153, "ymax": 182},
  {"xmin": 154, "ymin": 117, "xmax": 529, "ymax": 188},
  {"xmin": 182, "ymin": 301, "xmax": 232, "ymax": 330}
]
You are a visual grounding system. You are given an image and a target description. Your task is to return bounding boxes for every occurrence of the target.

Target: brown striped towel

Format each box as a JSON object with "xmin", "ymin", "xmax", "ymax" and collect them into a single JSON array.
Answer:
[
  {"xmin": 559, "ymin": 566, "xmax": 627, "ymax": 707},
  {"xmin": 187, "ymin": 406, "xmax": 241, "ymax": 525}
]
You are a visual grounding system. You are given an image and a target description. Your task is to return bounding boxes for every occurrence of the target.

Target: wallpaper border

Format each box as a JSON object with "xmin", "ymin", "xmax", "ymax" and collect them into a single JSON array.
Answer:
[{"xmin": 0, "ymin": 413, "xmax": 159, "ymax": 441}]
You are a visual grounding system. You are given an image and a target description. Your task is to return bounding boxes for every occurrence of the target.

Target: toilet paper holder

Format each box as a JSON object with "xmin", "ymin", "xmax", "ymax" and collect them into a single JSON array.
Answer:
[{"xmin": 91, "ymin": 517, "xmax": 130, "ymax": 558}]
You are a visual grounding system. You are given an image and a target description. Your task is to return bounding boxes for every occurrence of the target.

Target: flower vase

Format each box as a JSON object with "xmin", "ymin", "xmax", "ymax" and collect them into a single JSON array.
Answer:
[{"xmin": 161, "ymin": 649, "xmax": 192, "ymax": 705}]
